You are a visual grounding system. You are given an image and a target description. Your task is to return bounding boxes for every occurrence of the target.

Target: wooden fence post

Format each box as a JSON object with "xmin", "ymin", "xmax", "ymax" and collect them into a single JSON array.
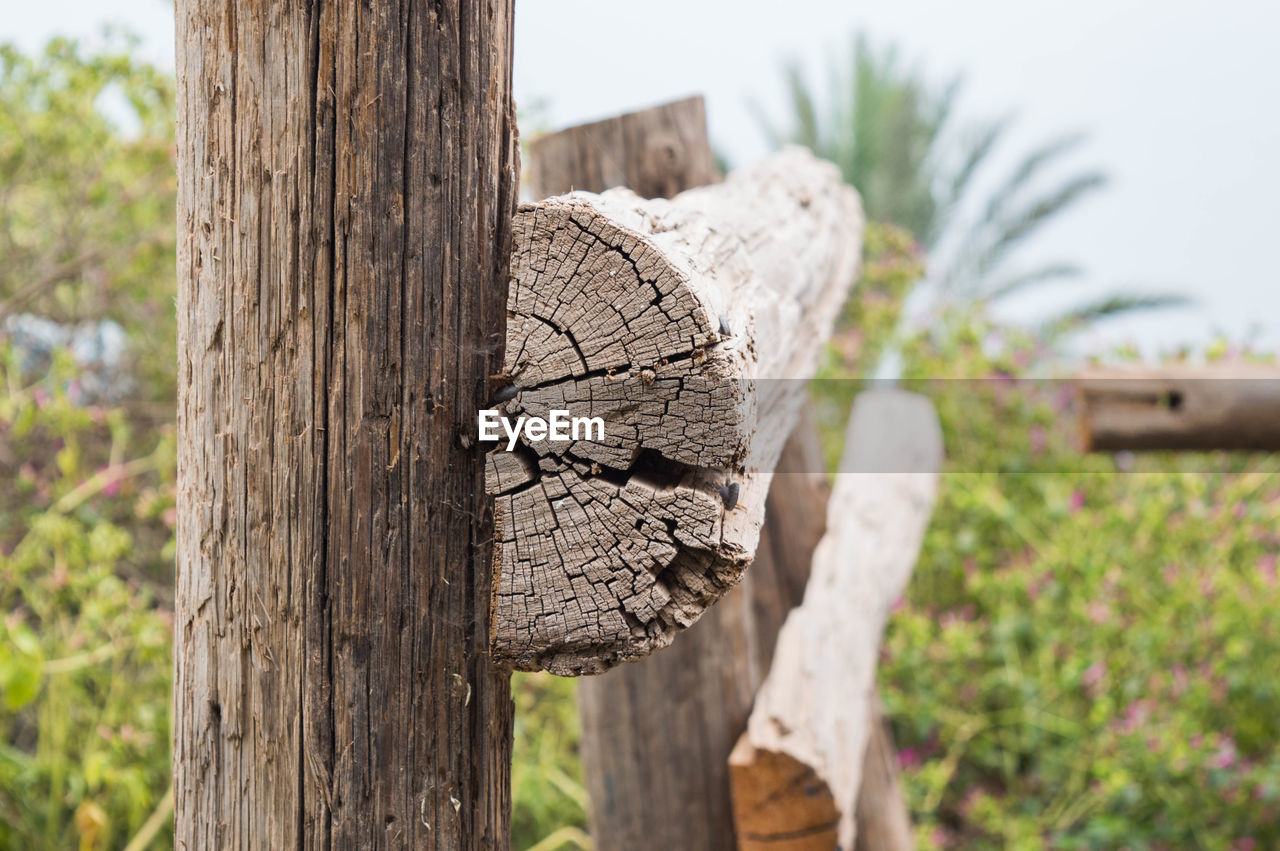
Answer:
[{"xmin": 173, "ymin": 2, "xmax": 518, "ymax": 846}]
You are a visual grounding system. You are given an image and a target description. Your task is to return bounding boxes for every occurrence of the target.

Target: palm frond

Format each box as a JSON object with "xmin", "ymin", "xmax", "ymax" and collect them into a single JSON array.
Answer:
[
  {"xmin": 982, "ymin": 262, "xmax": 1084, "ymax": 302},
  {"xmin": 980, "ymin": 132, "xmax": 1092, "ymax": 226},
  {"xmin": 970, "ymin": 171, "xmax": 1107, "ymax": 281},
  {"xmin": 784, "ymin": 62, "xmax": 821, "ymax": 151},
  {"xmin": 931, "ymin": 115, "xmax": 1009, "ymax": 245},
  {"xmin": 1041, "ymin": 292, "xmax": 1193, "ymax": 337}
]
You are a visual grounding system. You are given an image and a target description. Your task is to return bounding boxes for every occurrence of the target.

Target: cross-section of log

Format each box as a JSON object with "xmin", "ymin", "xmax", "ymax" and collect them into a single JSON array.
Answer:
[
  {"xmin": 1076, "ymin": 365, "xmax": 1280, "ymax": 451},
  {"xmin": 487, "ymin": 148, "xmax": 863, "ymax": 675},
  {"xmin": 728, "ymin": 390, "xmax": 943, "ymax": 851}
]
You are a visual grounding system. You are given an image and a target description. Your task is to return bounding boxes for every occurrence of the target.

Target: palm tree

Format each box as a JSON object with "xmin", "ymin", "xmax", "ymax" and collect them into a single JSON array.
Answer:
[{"xmin": 757, "ymin": 33, "xmax": 1187, "ymax": 330}]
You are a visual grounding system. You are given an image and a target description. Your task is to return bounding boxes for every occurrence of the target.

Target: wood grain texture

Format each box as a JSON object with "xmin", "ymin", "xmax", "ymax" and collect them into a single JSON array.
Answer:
[
  {"xmin": 489, "ymin": 148, "xmax": 863, "ymax": 674},
  {"xmin": 174, "ymin": 2, "xmax": 518, "ymax": 847},
  {"xmin": 528, "ymin": 96, "xmax": 718, "ymax": 200},
  {"xmin": 730, "ymin": 391, "xmax": 943, "ymax": 851},
  {"xmin": 1076, "ymin": 365, "xmax": 1280, "ymax": 451}
]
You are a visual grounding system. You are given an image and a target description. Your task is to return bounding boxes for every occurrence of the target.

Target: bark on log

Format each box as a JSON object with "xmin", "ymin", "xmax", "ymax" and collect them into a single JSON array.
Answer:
[
  {"xmin": 1076, "ymin": 365, "xmax": 1280, "ymax": 451},
  {"xmin": 729, "ymin": 391, "xmax": 943, "ymax": 851},
  {"xmin": 489, "ymin": 147, "xmax": 863, "ymax": 674},
  {"xmin": 174, "ymin": 2, "xmax": 518, "ymax": 846}
]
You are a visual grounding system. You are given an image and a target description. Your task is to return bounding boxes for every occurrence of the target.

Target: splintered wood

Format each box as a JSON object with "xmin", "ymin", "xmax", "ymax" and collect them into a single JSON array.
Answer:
[
  {"xmin": 729, "ymin": 391, "xmax": 943, "ymax": 851},
  {"xmin": 487, "ymin": 148, "xmax": 863, "ymax": 674}
]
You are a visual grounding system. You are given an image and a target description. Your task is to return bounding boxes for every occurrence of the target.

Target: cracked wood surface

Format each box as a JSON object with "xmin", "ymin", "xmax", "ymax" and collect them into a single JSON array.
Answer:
[
  {"xmin": 174, "ymin": 1, "xmax": 518, "ymax": 846},
  {"xmin": 488, "ymin": 148, "xmax": 863, "ymax": 674},
  {"xmin": 729, "ymin": 391, "xmax": 943, "ymax": 851}
]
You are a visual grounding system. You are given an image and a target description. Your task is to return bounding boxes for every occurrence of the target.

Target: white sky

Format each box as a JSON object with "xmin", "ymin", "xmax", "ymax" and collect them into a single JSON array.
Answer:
[{"xmin": 8, "ymin": 0, "xmax": 1278, "ymax": 358}]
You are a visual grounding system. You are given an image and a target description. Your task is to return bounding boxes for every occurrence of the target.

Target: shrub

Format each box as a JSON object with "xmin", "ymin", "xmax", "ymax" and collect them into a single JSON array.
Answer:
[
  {"xmin": 877, "ymin": 313, "xmax": 1280, "ymax": 849},
  {"xmin": 0, "ymin": 347, "xmax": 175, "ymax": 849}
]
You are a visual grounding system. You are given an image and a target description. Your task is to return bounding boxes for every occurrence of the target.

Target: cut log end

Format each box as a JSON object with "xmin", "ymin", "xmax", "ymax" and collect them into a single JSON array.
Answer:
[
  {"xmin": 488, "ymin": 149, "xmax": 863, "ymax": 675},
  {"xmin": 727, "ymin": 738, "xmax": 841, "ymax": 851}
]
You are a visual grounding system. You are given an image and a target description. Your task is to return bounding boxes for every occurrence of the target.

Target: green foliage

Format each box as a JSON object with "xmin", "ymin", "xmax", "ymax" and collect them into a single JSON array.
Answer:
[
  {"xmin": 813, "ymin": 220, "xmax": 925, "ymax": 468},
  {"xmin": 0, "ymin": 35, "xmax": 177, "ymax": 398},
  {"xmin": 0, "ymin": 347, "xmax": 175, "ymax": 850},
  {"xmin": 512, "ymin": 673, "xmax": 590, "ymax": 850},
  {"xmin": 870, "ymin": 314, "xmax": 1280, "ymax": 849}
]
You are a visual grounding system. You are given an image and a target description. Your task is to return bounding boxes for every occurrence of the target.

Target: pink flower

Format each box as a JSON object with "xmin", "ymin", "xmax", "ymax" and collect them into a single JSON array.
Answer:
[
  {"xmin": 1211, "ymin": 738, "xmax": 1239, "ymax": 770},
  {"xmin": 1234, "ymin": 839, "xmax": 1257, "ymax": 851},
  {"xmin": 1068, "ymin": 490, "xmax": 1085, "ymax": 514},
  {"xmin": 1029, "ymin": 424, "xmax": 1047, "ymax": 456},
  {"xmin": 1054, "ymin": 385, "xmax": 1075, "ymax": 413},
  {"xmin": 1086, "ymin": 601, "xmax": 1112, "ymax": 624},
  {"xmin": 1260, "ymin": 554, "xmax": 1278, "ymax": 588},
  {"xmin": 896, "ymin": 747, "xmax": 921, "ymax": 769},
  {"xmin": 1082, "ymin": 661, "xmax": 1107, "ymax": 696},
  {"xmin": 99, "ymin": 465, "xmax": 123, "ymax": 497}
]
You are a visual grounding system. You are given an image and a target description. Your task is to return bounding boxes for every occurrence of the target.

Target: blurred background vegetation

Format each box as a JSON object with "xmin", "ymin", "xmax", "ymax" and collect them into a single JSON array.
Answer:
[{"xmin": 1, "ymin": 30, "xmax": 1276, "ymax": 851}]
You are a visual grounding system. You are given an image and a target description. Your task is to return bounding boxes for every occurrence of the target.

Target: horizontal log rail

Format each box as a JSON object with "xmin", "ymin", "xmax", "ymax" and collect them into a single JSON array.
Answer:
[
  {"xmin": 1076, "ymin": 365, "xmax": 1280, "ymax": 452},
  {"xmin": 486, "ymin": 148, "xmax": 863, "ymax": 674}
]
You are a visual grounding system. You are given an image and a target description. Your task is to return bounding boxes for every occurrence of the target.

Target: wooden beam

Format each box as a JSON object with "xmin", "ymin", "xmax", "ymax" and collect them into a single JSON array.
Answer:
[
  {"xmin": 729, "ymin": 391, "xmax": 943, "ymax": 851},
  {"xmin": 173, "ymin": 1, "xmax": 518, "ymax": 845},
  {"xmin": 1077, "ymin": 365, "xmax": 1280, "ymax": 451},
  {"xmin": 488, "ymin": 148, "xmax": 863, "ymax": 674}
]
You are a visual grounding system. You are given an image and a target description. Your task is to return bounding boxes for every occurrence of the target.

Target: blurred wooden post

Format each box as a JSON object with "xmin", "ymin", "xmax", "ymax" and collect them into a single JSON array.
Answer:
[
  {"xmin": 529, "ymin": 98, "xmax": 909, "ymax": 851},
  {"xmin": 174, "ymin": 2, "xmax": 518, "ymax": 846},
  {"xmin": 1077, "ymin": 366, "xmax": 1280, "ymax": 452}
]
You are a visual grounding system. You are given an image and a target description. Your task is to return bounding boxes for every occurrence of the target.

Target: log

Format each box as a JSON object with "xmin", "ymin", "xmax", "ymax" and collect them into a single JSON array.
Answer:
[
  {"xmin": 488, "ymin": 147, "xmax": 863, "ymax": 674},
  {"xmin": 729, "ymin": 391, "xmax": 943, "ymax": 851},
  {"xmin": 174, "ymin": 2, "xmax": 518, "ymax": 846},
  {"xmin": 1076, "ymin": 365, "xmax": 1280, "ymax": 451}
]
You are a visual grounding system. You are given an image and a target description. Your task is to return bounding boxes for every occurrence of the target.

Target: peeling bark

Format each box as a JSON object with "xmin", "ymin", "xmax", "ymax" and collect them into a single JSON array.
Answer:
[{"xmin": 488, "ymin": 149, "xmax": 863, "ymax": 674}]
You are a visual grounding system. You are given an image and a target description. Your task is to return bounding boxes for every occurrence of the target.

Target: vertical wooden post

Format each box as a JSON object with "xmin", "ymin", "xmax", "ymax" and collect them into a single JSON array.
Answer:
[
  {"xmin": 527, "ymin": 98, "xmax": 827, "ymax": 850},
  {"xmin": 174, "ymin": 2, "xmax": 518, "ymax": 846}
]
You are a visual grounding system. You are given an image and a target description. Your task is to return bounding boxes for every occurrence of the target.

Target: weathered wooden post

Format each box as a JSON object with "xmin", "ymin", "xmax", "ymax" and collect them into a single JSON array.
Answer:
[{"xmin": 174, "ymin": 2, "xmax": 518, "ymax": 846}]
